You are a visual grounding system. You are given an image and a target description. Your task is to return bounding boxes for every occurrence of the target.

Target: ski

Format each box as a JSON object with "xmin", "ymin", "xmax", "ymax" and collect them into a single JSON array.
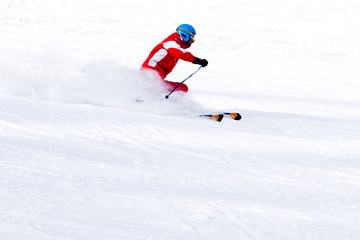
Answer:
[
  {"xmin": 224, "ymin": 112, "xmax": 242, "ymax": 120},
  {"xmin": 199, "ymin": 114, "xmax": 224, "ymax": 122},
  {"xmin": 199, "ymin": 112, "xmax": 241, "ymax": 122}
]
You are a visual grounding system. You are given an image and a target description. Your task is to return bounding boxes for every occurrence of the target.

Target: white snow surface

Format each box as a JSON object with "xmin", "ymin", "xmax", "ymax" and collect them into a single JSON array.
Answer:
[{"xmin": 1, "ymin": 0, "xmax": 360, "ymax": 239}]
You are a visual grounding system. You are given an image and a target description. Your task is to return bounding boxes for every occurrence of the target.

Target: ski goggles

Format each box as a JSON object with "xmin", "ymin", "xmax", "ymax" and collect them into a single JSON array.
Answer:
[
  {"xmin": 188, "ymin": 31, "xmax": 196, "ymax": 42},
  {"xmin": 177, "ymin": 28, "xmax": 196, "ymax": 42}
]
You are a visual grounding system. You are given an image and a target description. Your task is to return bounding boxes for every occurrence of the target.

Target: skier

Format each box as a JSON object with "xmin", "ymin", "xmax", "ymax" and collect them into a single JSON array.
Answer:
[{"xmin": 140, "ymin": 24, "xmax": 208, "ymax": 93}]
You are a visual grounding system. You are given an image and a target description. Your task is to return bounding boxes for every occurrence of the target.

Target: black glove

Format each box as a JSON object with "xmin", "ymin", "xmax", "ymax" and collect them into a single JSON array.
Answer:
[{"xmin": 193, "ymin": 57, "xmax": 208, "ymax": 67}]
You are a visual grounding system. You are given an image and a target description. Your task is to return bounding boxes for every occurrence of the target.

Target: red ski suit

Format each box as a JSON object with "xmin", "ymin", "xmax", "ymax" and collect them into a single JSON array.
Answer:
[{"xmin": 141, "ymin": 32, "xmax": 196, "ymax": 93}]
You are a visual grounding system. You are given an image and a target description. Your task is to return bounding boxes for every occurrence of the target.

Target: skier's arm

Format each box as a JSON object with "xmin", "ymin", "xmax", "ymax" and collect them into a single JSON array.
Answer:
[
  {"xmin": 164, "ymin": 41, "xmax": 208, "ymax": 67},
  {"xmin": 164, "ymin": 41, "xmax": 195, "ymax": 62},
  {"xmin": 168, "ymin": 47, "xmax": 208, "ymax": 67}
]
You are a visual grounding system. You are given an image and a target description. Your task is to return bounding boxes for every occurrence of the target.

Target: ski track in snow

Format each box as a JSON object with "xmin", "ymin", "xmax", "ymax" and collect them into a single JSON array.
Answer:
[{"xmin": 1, "ymin": 0, "xmax": 360, "ymax": 239}]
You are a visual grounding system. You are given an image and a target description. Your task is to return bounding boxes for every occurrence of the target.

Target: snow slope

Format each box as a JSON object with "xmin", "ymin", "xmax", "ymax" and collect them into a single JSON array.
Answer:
[{"xmin": 1, "ymin": 0, "xmax": 360, "ymax": 239}]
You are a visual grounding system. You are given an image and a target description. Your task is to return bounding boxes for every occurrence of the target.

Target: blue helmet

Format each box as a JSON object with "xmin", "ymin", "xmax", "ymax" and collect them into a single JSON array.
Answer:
[{"xmin": 176, "ymin": 24, "xmax": 196, "ymax": 43}]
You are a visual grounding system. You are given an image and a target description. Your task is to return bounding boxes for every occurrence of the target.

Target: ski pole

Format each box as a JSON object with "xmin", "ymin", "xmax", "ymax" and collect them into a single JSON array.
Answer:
[{"xmin": 165, "ymin": 65, "xmax": 202, "ymax": 99}]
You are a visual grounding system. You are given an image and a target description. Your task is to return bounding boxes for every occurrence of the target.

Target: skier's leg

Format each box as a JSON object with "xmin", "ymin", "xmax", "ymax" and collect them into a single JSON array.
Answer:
[{"xmin": 164, "ymin": 80, "xmax": 188, "ymax": 93}]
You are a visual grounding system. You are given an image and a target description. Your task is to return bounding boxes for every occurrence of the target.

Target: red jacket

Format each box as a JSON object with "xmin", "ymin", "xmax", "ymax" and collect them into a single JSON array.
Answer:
[{"xmin": 141, "ymin": 32, "xmax": 196, "ymax": 79}]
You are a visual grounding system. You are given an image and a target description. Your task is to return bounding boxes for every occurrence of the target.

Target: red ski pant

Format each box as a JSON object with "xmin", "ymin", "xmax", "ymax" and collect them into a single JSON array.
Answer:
[{"xmin": 163, "ymin": 80, "xmax": 188, "ymax": 93}]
